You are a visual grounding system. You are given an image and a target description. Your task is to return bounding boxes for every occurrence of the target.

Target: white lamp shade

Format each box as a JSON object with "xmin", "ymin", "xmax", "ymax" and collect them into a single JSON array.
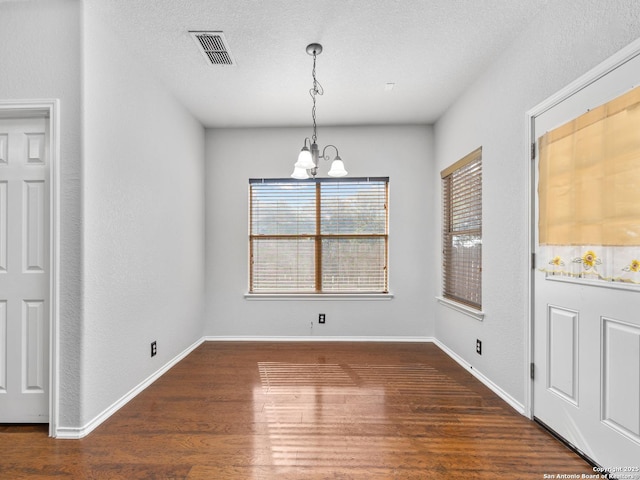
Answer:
[
  {"xmin": 291, "ymin": 166, "xmax": 310, "ymax": 179},
  {"xmin": 295, "ymin": 148, "xmax": 315, "ymax": 169},
  {"xmin": 328, "ymin": 159, "xmax": 348, "ymax": 177}
]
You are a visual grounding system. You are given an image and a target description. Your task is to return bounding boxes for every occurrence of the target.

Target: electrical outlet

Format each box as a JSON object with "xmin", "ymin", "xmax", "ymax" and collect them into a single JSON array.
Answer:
[
  {"xmin": 318, "ymin": 313, "xmax": 326, "ymax": 324},
  {"xmin": 476, "ymin": 339, "xmax": 482, "ymax": 355},
  {"xmin": 151, "ymin": 341, "xmax": 157, "ymax": 357}
]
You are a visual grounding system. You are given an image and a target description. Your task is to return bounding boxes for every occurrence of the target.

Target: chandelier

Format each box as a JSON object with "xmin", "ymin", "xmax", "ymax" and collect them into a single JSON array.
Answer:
[{"xmin": 291, "ymin": 43, "xmax": 348, "ymax": 179}]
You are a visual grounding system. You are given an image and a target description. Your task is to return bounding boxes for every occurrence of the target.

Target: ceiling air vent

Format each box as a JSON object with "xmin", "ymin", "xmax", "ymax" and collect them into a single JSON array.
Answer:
[{"xmin": 189, "ymin": 31, "xmax": 236, "ymax": 66}]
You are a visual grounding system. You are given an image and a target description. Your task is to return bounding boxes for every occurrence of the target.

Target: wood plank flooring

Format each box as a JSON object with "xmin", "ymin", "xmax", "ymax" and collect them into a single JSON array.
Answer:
[{"xmin": 0, "ymin": 342, "xmax": 594, "ymax": 479}]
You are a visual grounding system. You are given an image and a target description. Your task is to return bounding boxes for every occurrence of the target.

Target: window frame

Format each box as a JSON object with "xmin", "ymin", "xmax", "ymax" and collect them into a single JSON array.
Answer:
[
  {"xmin": 248, "ymin": 177, "xmax": 390, "ymax": 296},
  {"xmin": 441, "ymin": 148, "xmax": 482, "ymax": 311}
]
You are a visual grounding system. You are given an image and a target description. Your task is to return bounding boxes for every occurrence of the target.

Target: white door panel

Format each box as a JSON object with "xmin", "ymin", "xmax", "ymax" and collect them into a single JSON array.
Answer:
[
  {"xmin": 534, "ymin": 277, "xmax": 640, "ymax": 464},
  {"xmin": 602, "ymin": 317, "xmax": 640, "ymax": 443},
  {"xmin": 0, "ymin": 180, "xmax": 6, "ymax": 271},
  {"xmin": 0, "ymin": 117, "xmax": 49, "ymax": 422},
  {"xmin": 546, "ymin": 305, "xmax": 579, "ymax": 405},
  {"xmin": 0, "ymin": 300, "xmax": 6, "ymax": 392}
]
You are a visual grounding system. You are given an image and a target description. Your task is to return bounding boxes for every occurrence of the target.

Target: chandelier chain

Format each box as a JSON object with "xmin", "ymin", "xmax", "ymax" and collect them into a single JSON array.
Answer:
[{"xmin": 309, "ymin": 51, "xmax": 324, "ymax": 144}]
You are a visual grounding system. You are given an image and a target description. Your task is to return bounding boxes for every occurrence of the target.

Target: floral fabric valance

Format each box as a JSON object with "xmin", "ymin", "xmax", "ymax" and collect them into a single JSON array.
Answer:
[{"xmin": 539, "ymin": 245, "xmax": 640, "ymax": 285}]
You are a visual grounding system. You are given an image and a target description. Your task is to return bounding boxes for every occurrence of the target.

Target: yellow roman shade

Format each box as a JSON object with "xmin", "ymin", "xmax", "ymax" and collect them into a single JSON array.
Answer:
[{"xmin": 538, "ymin": 85, "xmax": 640, "ymax": 246}]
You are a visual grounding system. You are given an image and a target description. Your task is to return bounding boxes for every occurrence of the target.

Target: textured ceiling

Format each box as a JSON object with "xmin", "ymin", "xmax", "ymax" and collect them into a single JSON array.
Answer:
[{"xmin": 87, "ymin": 0, "xmax": 550, "ymax": 128}]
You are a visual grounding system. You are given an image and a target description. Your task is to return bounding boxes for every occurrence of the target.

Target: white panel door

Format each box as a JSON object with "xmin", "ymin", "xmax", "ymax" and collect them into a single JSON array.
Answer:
[
  {"xmin": 0, "ymin": 117, "xmax": 49, "ymax": 422},
  {"xmin": 533, "ymin": 52, "xmax": 640, "ymax": 467}
]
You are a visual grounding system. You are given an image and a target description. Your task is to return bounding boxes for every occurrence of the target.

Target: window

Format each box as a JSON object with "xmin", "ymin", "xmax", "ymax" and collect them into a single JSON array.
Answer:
[
  {"xmin": 249, "ymin": 177, "xmax": 389, "ymax": 294},
  {"xmin": 537, "ymin": 84, "xmax": 640, "ymax": 287},
  {"xmin": 441, "ymin": 148, "xmax": 482, "ymax": 309}
]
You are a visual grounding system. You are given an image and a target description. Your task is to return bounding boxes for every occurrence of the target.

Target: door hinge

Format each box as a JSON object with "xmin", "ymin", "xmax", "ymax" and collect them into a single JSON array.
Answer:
[
  {"xmin": 531, "ymin": 252, "xmax": 536, "ymax": 269},
  {"xmin": 531, "ymin": 142, "xmax": 536, "ymax": 160},
  {"xmin": 530, "ymin": 362, "xmax": 535, "ymax": 380}
]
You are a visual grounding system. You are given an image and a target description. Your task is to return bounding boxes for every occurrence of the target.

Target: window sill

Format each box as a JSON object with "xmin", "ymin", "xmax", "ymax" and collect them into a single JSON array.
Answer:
[
  {"xmin": 436, "ymin": 296, "xmax": 484, "ymax": 321},
  {"xmin": 245, "ymin": 293, "xmax": 394, "ymax": 301}
]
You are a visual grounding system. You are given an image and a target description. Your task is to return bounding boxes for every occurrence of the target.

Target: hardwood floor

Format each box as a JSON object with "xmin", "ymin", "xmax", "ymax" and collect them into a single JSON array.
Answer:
[{"xmin": 1, "ymin": 342, "xmax": 594, "ymax": 479}]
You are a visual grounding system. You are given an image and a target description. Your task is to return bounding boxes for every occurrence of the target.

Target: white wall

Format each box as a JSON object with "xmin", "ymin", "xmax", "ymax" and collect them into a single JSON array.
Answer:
[
  {"xmin": 0, "ymin": 0, "xmax": 83, "ymax": 428},
  {"xmin": 205, "ymin": 126, "xmax": 434, "ymax": 339},
  {"xmin": 433, "ymin": 0, "xmax": 640, "ymax": 407},
  {"xmin": 81, "ymin": 4, "xmax": 205, "ymax": 428}
]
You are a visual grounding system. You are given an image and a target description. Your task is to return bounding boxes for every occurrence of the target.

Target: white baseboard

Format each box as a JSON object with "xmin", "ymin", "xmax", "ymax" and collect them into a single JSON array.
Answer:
[
  {"xmin": 204, "ymin": 335, "xmax": 435, "ymax": 343},
  {"xmin": 432, "ymin": 338, "xmax": 525, "ymax": 415},
  {"xmin": 54, "ymin": 337, "xmax": 205, "ymax": 439}
]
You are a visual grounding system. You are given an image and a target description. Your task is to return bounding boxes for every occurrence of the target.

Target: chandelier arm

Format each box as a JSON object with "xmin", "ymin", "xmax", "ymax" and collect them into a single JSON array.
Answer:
[{"xmin": 321, "ymin": 144, "xmax": 340, "ymax": 161}]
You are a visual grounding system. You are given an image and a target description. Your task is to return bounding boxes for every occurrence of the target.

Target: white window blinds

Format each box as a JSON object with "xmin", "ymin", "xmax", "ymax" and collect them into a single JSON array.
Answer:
[
  {"xmin": 441, "ymin": 148, "xmax": 482, "ymax": 309},
  {"xmin": 249, "ymin": 178, "xmax": 389, "ymax": 294}
]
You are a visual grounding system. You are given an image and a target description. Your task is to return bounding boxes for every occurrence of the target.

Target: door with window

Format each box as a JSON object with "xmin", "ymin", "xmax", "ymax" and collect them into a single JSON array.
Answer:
[
  {"xmin": 532, "ymin": 50, "xmax": 640, "ymax": 468},
  {"xmin": 0, "ymin": 116, "xmax": 50, "ymax": 422}
]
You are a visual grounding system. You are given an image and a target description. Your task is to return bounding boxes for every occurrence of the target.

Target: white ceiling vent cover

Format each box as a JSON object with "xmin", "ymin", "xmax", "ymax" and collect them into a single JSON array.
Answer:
[{"xmin": 189, "ymin": 31, "xmax": 236, "ymax": 66}]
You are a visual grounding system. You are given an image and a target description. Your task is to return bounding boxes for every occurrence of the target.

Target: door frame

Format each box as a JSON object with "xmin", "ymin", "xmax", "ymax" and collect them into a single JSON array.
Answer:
[
  {"xmin": 0, "ymin": 99, "xmax": 60, "ymax": 436},
  {"xmin": 525, "ymin": 37, "xmax": 640, "ymax": 419}
]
